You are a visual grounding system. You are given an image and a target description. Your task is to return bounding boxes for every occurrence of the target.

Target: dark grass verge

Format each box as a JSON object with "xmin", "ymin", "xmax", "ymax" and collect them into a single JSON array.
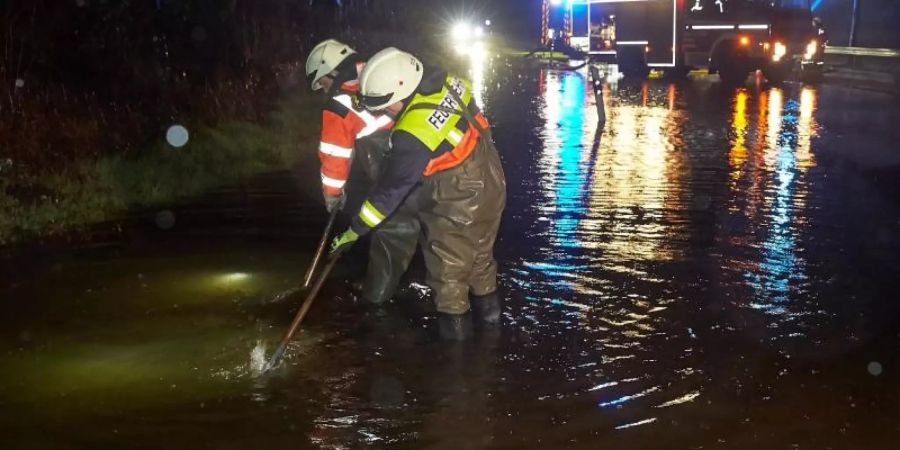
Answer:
[{"xmin": 0, "ymin": 88, "xmax": 320, "ymax": 246}]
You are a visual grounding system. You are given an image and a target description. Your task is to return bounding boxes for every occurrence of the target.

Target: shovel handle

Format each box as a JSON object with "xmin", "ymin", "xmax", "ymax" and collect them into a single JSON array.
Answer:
[
  {"xmin": 302, "ymin": 206, "xmax": 340, "ymax": 289},
  {"xmin": 266, "ymin": 254, "xmax": 341, "ymax": 371}
]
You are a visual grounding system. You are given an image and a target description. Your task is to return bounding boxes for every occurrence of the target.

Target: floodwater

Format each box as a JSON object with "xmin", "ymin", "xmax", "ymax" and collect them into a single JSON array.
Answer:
[{"xmin": 2, "ymin": 56, "xmax": 900, "ymax": 449}]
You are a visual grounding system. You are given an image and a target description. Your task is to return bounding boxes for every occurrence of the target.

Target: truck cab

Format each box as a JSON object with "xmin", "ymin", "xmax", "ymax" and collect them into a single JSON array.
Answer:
[
  {"xmin": 686, "ymin": 0, "xmax": 821, "ymax": 83},
  {"xmin": 551, "ymin": 0, "xmax": 822, "ymax": 84}
]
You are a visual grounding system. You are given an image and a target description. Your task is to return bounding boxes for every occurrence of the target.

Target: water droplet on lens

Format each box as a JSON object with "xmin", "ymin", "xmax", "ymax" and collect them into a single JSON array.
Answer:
[
  {"xmin": 867, "ymin": 361, "xmax": 882, "ymax": 376},
  {"xmin": 155, "ymin": 210, "xmax": 176, "ymax": 229},
  {"xmin": 14, "ymin": 79, "xmax": 24, "ymax": 88},
  {"xmin": 166, "ymin": 125, "xmax": 189, "ymax": 147}
]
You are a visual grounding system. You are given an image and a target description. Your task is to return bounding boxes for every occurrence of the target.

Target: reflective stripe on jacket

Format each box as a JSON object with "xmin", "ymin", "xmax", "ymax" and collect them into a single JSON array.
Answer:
[{"xmin": 318, "ymin": 67, "xmax": 393, "ymax": 197}]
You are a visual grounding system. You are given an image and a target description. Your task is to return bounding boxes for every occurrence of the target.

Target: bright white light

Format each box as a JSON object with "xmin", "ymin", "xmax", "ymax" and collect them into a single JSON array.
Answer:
[
  {"xmin": 804, "ymin": 40, "xmax": 818, "ymax": 60},
  {"xmin": 773, "ymin": 42, "xmax": 787, "ymax": 62},
  {"xmin": 452, "ymin": 22, "xmax": 471, "ymax": 41},
  {"xmin": 474, "ymin": 26, "xmax": 484, "ymax": 37},
  {"xmin": 484, "ymin": 19, "xmax": 492, "ymax": 27},
  {"xmin": 166, "ymin": 125, "xmax": 189, "ymax": 148},
  {"xmin": 551, "ymin": 0, "xmax": 562, "ymax": 5},
  {"xmin": 472, "ymin": 42, "xmax": 487, "ymax": 58}
]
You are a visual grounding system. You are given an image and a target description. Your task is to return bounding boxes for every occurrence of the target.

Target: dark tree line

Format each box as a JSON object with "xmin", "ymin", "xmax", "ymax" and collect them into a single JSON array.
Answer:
[
  {"xmin": 1, "ymin": 0, "xmax": 413, "ymax": 89},
  {"xmin": 0, "ymin": 0, "xmax": 431, "ymax": 167}
]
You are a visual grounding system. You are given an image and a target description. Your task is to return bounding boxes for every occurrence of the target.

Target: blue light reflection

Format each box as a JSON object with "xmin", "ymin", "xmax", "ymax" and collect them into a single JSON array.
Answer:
[
  {"xmin": 532, "ymin": 70, "xmax": 593, "ymax": 281},
  {"xmin": 744, "ymin": 88, "xmax": 816, "ymax": 315}
]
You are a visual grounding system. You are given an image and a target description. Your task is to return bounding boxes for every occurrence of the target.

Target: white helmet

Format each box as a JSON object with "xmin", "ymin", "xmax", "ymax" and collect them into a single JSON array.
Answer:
[
  {"xmin": 306, "ymin": 39, "xmax": 356, "ymax": 91},
  {"xmin": 358, "ymin": 47, "xmax": 423, "ymax": 110}
]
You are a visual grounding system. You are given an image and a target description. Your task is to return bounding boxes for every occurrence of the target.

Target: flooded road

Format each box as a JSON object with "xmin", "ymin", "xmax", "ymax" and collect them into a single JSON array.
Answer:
[{"xmin": 2, "ymin": 58, "xmax": 900, "ymax": 448}]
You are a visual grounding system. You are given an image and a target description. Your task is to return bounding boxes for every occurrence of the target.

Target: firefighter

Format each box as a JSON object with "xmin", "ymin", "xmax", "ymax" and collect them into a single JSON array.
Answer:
[
  {"xmin": 307, "ymin": 39, "xmax": 413, "ymax": 310},
  {"xmin": 305, "ymin": 39, "xmax": 393, "ymax": 213},
  {"xmin": 329, "ymin": 47, "xmax": 507, "ymax": 340}
]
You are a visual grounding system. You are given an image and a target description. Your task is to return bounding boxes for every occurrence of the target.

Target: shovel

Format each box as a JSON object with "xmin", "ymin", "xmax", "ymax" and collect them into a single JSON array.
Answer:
[
  {"xmin": 302, "ymin": 205, "xmax": 340, "ymax": 289},
  {"xmin": 265, "ymin": 252, "xmax": 342, "ymax": 372}
]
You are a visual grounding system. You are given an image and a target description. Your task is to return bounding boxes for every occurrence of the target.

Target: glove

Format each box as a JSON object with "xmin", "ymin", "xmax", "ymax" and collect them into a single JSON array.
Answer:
[
  {"xmin": 329, "ymin": 228, "xmax": 359, "ymax": 255},
  {"xmin": 324, "ymin": 193, "xmax": 344, "ymax": 213}
]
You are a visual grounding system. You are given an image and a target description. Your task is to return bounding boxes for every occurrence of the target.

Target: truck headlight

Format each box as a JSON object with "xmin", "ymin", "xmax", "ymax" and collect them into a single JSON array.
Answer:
[
  {"xmin": 452, "ymin": 22, "xmax": 471, "ymax": 42},
  {"xmin": 804, "ymin": 40, "xmax": 818, "ymax": 60},
  {"xmin": 772, "ymin": 42, "xmax": 787, "ymax": 62}
]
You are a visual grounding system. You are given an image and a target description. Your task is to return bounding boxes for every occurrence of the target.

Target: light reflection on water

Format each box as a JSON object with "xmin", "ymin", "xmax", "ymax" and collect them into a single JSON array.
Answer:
[
  {"xmin": 726, "ymin": 85, "xmax": 823, "ymax": 338},
  {"xmin": 720, "ymin": 80, "xmax": 889, "ymax": 399},
  {"xmin": 503, "ymin": 65, "xmax": 842, "ymax": 437},
  {"xmin": 507, "ymin": 69, "xmax": 698, "ymax": 432}
]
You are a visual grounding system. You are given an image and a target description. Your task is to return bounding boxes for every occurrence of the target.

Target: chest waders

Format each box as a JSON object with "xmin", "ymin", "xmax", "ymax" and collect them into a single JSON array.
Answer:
[{"xmin": 362, "ymin": 79, "xmax": 507, "ymax": 317}]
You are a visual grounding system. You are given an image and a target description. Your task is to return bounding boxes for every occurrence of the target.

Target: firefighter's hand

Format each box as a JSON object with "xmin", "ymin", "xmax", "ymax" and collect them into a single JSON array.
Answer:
[
  {"xmin": 324, "ymin": 193, "xmax": 344, "ymax": 213},
  {"xmin": 329, "ymin": 228, "xmax": 359, "ymax": 256}
]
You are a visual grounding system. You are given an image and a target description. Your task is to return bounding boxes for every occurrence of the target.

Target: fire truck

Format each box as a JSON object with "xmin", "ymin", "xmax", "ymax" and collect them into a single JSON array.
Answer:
[{"xmin": 541, "ymin": 0, "xmax": 823, "ymax": 83}]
